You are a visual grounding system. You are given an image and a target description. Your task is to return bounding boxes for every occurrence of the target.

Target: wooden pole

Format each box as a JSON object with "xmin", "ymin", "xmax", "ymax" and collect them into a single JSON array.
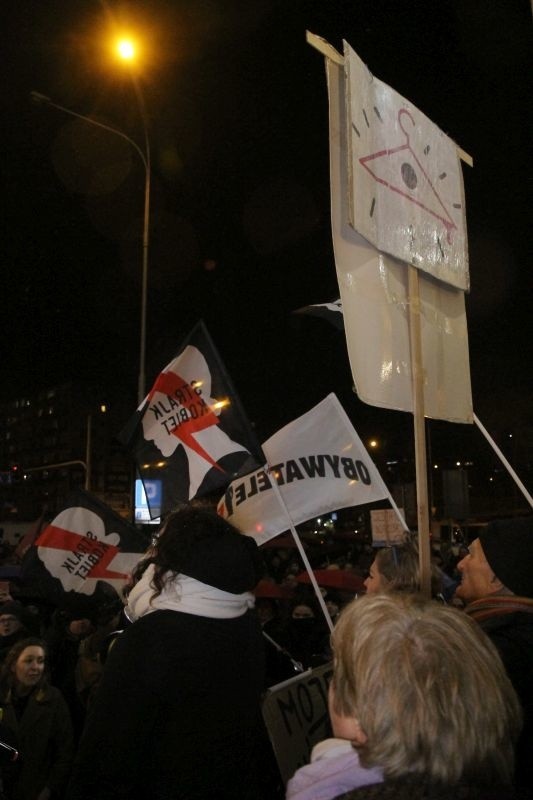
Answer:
[{"xmin": 407, "ymin": 266, "xmax": 432, "ymax": 597}]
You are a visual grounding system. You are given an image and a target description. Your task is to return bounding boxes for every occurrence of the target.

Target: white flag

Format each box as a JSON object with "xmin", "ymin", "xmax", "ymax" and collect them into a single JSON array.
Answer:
[
  {"xmin": 327, "ymin": 52, "xmax": 473, "ymax": 423},
  {"xmin": 217, "ymin": 394, "xmax": 391, "ymax": 546}
]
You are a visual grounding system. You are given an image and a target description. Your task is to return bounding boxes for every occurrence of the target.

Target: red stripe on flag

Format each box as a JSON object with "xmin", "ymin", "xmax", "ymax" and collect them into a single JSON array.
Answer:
[
  {"xmin": 35, "ymin": 524, "xmax": 128, "ymax": 581},
  {"xmin": 148, "ymin": 370, "xmax": 224, "ymax": 473}
]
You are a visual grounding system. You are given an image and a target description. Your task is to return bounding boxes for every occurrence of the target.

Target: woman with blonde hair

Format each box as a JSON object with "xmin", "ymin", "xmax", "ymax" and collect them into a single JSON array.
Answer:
[
  {"xmin": 287, "ymin": 594, "xmax": 522, "ymax": 800},
  {"xmin": 363, "ymin": 540, "xmax": 444, "ymax": 598}
]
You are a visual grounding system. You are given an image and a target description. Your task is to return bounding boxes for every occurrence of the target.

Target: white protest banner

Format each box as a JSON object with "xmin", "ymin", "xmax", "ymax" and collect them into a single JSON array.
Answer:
[
  {"xmin": 326, "ymin": 51, "xmax": 473, "ymax": 423},
  {"xmin": 218, "ymin": 394, "xmax": 391, "ymax": 546},
  {"xmin": 344, "ymin": 42, "xmax": 469, "ymax": 291}
]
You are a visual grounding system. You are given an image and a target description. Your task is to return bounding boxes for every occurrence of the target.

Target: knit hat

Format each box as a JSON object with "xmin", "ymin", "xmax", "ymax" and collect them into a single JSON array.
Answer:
[
  {"xmin": 0, "ymin": 602, "xmax": 29, "ymax": 623},
  {"xmin": 181, "ymin": 529, "xmax": 263, "ymax": 594},
  {"xmin": 157, "ymin": 506, "xmax": 264, "ymax": 594},
  {"xmin": 479, "ymin": 517, "xmax": 533, "ymax": 597},
  {"xmin": 0, "ymin": 601, "xmax": 33, "ymax": 633}
]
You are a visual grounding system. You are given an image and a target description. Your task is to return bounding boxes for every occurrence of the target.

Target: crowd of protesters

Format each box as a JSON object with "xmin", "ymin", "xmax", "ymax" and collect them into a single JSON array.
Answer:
[{"xmin": 0, "ymin": 510, "xmax": 529, "ymax": 799}]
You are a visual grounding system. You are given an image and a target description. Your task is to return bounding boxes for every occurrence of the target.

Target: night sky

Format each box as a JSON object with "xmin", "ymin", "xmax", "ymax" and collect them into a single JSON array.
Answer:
[{"xmin": 2, "ymin": 1, "xmax": 532, "ymax": 469}]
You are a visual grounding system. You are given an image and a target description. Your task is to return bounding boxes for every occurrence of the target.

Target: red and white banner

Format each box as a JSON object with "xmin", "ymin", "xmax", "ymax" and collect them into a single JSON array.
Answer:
[
  {"xmin": 23, "ymin": 490, "xmax": 148, "ymax": 599},
  {"xmin": 218, "ymin": 394, "xmax": 391, "ymax": 546}
]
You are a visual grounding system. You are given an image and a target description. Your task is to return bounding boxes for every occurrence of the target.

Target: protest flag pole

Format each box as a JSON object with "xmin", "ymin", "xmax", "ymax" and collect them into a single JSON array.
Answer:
[
  {"xmin": 474, "ymin": 414, "xmax": 533, "ymax": 508},
  {"xmin": 400, "ymin": 135, "xmax": 473, "ymax": 594},
  {"xmin": 262, "ymin": 630, "xmax": 304, "ymax": 674},
  {"xmin": 267, "ymin": 468, "xmax": 335, "ymax": 633},
  {"xmin": 407, "ymin": 266, "xmax": 432, "ymax": 598}
]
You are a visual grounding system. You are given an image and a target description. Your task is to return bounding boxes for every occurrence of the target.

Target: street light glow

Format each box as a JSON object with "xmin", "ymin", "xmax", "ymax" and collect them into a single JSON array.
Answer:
[{"xmin": 117, "ymin": 38, "xmax": 136, "ymax": 61}]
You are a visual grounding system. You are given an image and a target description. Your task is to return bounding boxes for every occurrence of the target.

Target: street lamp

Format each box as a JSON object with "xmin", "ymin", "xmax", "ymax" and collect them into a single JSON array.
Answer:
[
  {"xmin": 117, "ymin": 39, "xmax": 136, "ymax": 60},
  {"xmin": 30, "ymin": 89, "xmax": 151, "ymax": 404}
]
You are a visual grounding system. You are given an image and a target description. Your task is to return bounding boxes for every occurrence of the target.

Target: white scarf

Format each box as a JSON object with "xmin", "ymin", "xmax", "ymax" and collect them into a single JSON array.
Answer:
[{"xmin": 125, "ymin": 563, "xmax": 255, "ymax": 623}]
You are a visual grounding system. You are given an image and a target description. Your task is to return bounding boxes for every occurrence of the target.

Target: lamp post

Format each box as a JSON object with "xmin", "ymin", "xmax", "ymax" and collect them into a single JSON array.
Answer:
[
  {"xmin": 30, "ymin": 90, "xmax": 151, "ymax": 404},
  {"xmin": 85, "ymin": 403, "xmax": 107, "ymax": 492}
]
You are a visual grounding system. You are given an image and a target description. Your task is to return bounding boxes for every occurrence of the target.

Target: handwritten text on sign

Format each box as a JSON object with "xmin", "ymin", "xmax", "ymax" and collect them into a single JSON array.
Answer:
[{"xmin": 261, "ymin": 662, "xmax": 333, "ymax": 785}]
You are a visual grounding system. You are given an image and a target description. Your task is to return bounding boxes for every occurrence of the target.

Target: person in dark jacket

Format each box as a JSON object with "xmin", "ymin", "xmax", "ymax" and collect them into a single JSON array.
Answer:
[
  {"xmin": 293, "ymin": 593, "xmax": 522, "ymax": 800},
  {"xmin": 0, "ymin": 637, "xmax": 74, "ymax": 800},
  {"xmin": 67, "ymin": 504, "xmax": 279, "ymax": 800},
  {"xmin": 455, "ymin": 517, "xmax": 533, "ymax": 791},
  {"xmin": 0, "ymin": 604, "xmax": 33, "ymax": 664},
  {"xmin": 42, "ymin": 609, "xmax": 96, "ymax": 744}
]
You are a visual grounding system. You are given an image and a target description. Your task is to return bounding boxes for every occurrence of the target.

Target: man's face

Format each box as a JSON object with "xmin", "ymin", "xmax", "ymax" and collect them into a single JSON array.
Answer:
[
  {"xmin": 0, "ymin": 615, "xmax": 21, "ymax": 638},
  {"xmin": 455, "ymin": 538, "xmax": 502, "ymax": 602}
]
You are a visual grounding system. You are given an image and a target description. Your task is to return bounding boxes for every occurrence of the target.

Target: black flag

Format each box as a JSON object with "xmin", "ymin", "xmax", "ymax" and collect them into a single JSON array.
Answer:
[
  {"xmin": 21, "ymin": 490, "xmax": 149, "ymax": 606},
  {"xmin": 293, "ymin": 299, "xmax": 344, "ymax": 330},
  {"xmin": 120, "ymin": 321, "xmax": 263, "ymax": 518}
]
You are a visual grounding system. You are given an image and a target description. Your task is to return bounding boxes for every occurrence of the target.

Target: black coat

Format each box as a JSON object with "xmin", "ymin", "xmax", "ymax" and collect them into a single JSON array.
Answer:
[
  {"xmin": 478, "ymin": 610, "xmax": 533, "ymax": 791},
  {"xmin": 0, "ymin": 684, "xmax": 74, "ymax": 800},
  {"xmin": 67, "ymin": 609, "xmax": 275, "ymax": 800}
]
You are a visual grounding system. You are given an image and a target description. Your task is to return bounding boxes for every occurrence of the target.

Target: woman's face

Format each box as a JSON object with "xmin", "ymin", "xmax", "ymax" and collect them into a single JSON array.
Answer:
[
  {"xmin": 364, "ymin": 558, "xmax": 383, "ymax": 594},
  {"xmin": 13, "ymin": 646, "xmax": 45, "ymax": 691}
]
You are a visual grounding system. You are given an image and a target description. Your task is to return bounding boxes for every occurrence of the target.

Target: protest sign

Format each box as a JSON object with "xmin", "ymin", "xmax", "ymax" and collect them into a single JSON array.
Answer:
[
  {"xmin": 262, "ymin": 662, "xmax": 333, "ymax": 785},
  {"xmin": 371, "ymin": 508, "xmax": 407, "ymax": 546}
]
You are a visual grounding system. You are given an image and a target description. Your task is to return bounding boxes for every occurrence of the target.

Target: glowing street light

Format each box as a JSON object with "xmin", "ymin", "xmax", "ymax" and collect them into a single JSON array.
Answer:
[{"xmin": 117, "ymin": 38, "xmax": 136, "ymax": 61}]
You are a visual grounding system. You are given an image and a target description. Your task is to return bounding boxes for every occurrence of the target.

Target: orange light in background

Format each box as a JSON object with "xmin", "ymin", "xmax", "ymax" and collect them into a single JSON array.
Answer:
[
  {"xmin": 108, "ymin": 32, "xmax": 149, "ymax": 73},
  {"xmin": 212, "ymin": 399, "xmax": 230, "ymax": 411},
  {"xmin": 369, "ymin": 439, "xmax": 378, "ymax": 449}
]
